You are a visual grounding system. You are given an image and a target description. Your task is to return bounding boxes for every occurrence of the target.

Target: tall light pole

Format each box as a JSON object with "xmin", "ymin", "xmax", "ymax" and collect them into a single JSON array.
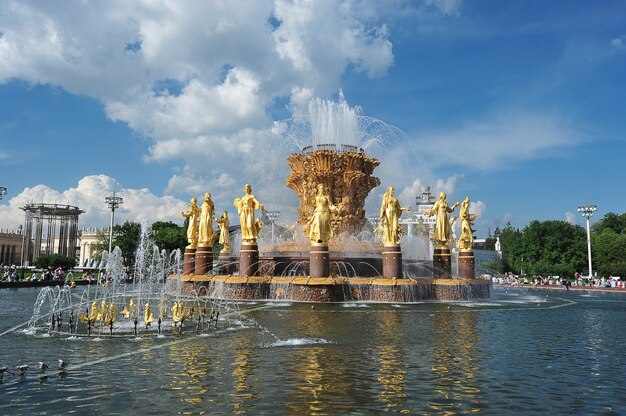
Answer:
[
  {"xmin": 577, "ymin": 204, "xmax": 597, "ymax": 279},
  {"xmin": 0, "ymin": 186, "xmax": 6, "ymax": 200},
  {"xmin": 105, "ymin": 192, "xmax": 123, "ymax": 254}
]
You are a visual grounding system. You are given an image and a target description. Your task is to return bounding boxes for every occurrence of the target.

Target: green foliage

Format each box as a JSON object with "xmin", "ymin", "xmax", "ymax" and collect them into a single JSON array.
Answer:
[
  {"xmin": 499, "ymin": 220, "xmax": 586, "ymax": 276},
  {"xmin": 110, "ymin": 221, "xmax": 142, "ymax": 268},
  {"xmin": 591, "ymin": 212, "xmax": 626, "ymax": 276},
  {"xmin": 33, "ymin": 254, "xmax": 76, "ymax": 270},
  {"xmin": 480, "ymin": 259, "xmax": 503, "ymax": 274},
  {"xmin": 592, "ymin": 212, "xmax": 626, "ymax": 235},
  {"xmin": 151, "ymin": 221, "xmax": 187, "ymax": 252}
]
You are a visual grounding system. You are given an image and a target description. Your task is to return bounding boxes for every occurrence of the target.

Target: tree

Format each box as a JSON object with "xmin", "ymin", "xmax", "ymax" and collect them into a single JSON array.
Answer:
[
  {"xmin": 151, "ymin": 221, "xmax": 187, "ymax": 253},
  {"xmin": 498, "ymin": 220, "xmax": 586, "ymax": 276},
  {"xmin": 33, "ymin": 254, "xmax": 76, "ymax": 270},
  {"xmin": 589, "ymin": 212, "xmax": 626, "ymax": 277},
  {"xmin": 113, "ymin": 221, "xmax": 142, "ymax": 268}
]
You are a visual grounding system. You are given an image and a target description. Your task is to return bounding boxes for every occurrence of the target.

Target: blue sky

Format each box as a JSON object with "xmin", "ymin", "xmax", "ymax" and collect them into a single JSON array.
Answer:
[{"xmin": 0, "ymin": 0, "xmax": 624, "ymax": 235}]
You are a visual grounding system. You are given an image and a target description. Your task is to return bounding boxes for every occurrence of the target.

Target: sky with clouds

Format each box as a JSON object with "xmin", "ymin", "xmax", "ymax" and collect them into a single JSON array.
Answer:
[{"xmin": 0, "ymin": 0, "xmax": 624, "ymax": 236}]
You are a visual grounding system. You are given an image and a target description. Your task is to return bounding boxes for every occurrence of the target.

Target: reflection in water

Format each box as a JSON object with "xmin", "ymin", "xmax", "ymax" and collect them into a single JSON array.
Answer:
[
  {"xmin": 375, "ymin": 311, "xmax": 410, "ymax": 413},
  {"xmin": 169, "ymin": 341, "xmax": 214, "ymax": 414},
  {"xmin": 429, "ymin": 311, "xmax": 481, "ymax": 415},
  {"xmin": 286, "ymin": 346, "xmax": 327, "ymax": 415},
  {"xmin": 229, "ymin": 340, "xmax": 259, "ymax": 414}
]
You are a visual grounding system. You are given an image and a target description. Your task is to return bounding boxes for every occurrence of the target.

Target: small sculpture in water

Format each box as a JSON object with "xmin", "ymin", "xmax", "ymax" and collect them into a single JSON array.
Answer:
[
  {"xmin": 144, "ymin": 303, "xmax": 155, "ymax": 327},
  {"xmin": 181, "ymin": 197, "xmax": 202, "ymax": 248},
  {"xmin": 103, "ymin": 304, "xmax": 117, "ymax": 327},
  {"xmin": 379, "ymin": 186, "xmax": 412, "ymax": 246},
  {"xmin": 215, "ymin": 211, "xmax": 231, "ymax": 253},
  {"xmin": 308, "ymin": 184, "xmax": 337, "ymax": 244},
  {"xmin": 233, "ymin": 184, "xmax": 265, "ymax": 243},
  {"xmin": 121, "ymin": 297, "xmax": 136, "ymax": 319},
  {"xmin": 198, "ymin": 192, "xmax": 215, "ymax": 246},
  {"xmin": 458, "ymin": 196, "xmax": 478, "ymax": 252},
  {"xmin": 427, "ymin": 192, "xmax": 459, "ymax": 249}
]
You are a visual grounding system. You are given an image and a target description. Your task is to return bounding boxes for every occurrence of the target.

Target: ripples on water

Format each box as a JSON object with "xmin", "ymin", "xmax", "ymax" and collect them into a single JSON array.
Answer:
[{"xmin": 1, "ymin": 287, "xmax": 626, "ymax": 414}]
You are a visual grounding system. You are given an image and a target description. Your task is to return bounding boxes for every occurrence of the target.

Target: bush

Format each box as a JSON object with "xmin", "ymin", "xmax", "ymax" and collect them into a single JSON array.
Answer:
[{"xmin": 33, "ymin": 254, "xmax": 76, "ymax": 270}]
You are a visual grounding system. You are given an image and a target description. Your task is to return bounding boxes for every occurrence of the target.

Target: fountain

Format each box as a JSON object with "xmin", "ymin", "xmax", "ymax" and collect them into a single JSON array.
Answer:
[
  {"xmin": 172, "ymin": 93, "xmax": 490, "ymax": 302},
  {"xmin": 24, "ymin": 223, "xmax": 244, "ymax": 339}
]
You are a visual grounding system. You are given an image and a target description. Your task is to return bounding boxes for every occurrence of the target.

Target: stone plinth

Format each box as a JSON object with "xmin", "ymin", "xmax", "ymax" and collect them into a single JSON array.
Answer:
[
  {"xmin": 382, "ymin": 245, "xmax": 402, "ymax": 278},
  {"xmin": 183, "ymin": 247, "xmax": 196, "ymax": 275},
  {"xmin": 169, "ymin": 275, "xmax": 491, "ymax": 302},
  {"xmin": 458, "ymin": 251, "xmax": 475, "ymax": 279},
  {"xmin": 309, "ymin": 244, "xmax": 329, "ymax": 278},
  {"xmin": 217, "ymin": 253, "xmax": 235, "ymax": 275},
  {"xmin": 194, "ymin": 245, "xmax": 213, "ymax": 276},
  {"xmin": 433, "ymin": 248, "xmax": 452, "ymax": 279},
  {"xmin": 239, "ymin": 243, "xmax": 259, "ymax": 276}
]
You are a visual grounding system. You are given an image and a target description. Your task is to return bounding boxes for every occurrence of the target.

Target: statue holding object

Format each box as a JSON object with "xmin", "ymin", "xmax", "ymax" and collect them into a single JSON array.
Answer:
[
  {"xmin": 181, "ymin": 197, "xmax": 201, "ymax": 248},
  {"xmin": 379, "ymin": 186, "xmax": 412, "ymax": 247},
  {"xmin": 458, "ymin": 196, "xmax": 478, "ymax": 252},
  {"xmin": 233, "ymin": 184, "xmax": 265, "ymax": 243}
]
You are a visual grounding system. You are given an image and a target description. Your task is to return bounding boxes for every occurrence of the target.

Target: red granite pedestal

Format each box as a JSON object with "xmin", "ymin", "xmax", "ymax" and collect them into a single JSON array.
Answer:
[
  {"xmin": 458, "ymin": 251, "xmax": 475, "ymax": 279},
  {"xmin": 433, "ymin": 248, "xmax": 452, "ymax": 279},
  {"xmin": 183, "ymin": 247, "xmax": 196, "ymax": 275},
  {"xmin": 239, "ymin": 243, "xmax": 259, "ymax": 276},
  {"xmin": 382, "ymin": 245, "xmax": 403, "ymax": 278},
  {"xmin": 309, "ymin": 244, "xmax": 330, "ymax": 278},
  {"xmin": 218, "ymin": 252, "xmax": 235, "ymax": 275},
  {"xmin": 194, "ymin": 245, "xmax": 213, "ymax": 276}
]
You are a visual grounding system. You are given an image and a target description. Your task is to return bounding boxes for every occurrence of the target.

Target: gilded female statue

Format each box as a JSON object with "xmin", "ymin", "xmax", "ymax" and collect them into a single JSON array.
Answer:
[
  {"xmin": 458, "ymin": 196, "xmax": 478, "ymax": 252},
  {"xmin": 427, "ymin": 192, "xmax": 459, "ymax": 248},
  {"xmin": 308, "ymin": 184, "xmax": 336, "ymax": 244},
  {"xmin": 215, "ymin": 211, "xmax": 231, "ymax": 253},
  {"xmin": 379, "ymin": 186, "xmax": 411, "ymax": 246},
  {"xmin": 181, "ymin": 197, "xmax": 201, "ymax": 248},
  {"xmin": 233, "ymin": 184, "xmax": 264, "ymax": 242},
  {"xmin": 198, "ymin": 192, "xmax": 215, "ymax": 246}
]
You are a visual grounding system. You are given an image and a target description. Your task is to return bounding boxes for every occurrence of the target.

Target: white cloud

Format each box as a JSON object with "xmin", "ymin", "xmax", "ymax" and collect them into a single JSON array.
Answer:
[
  {"xmin": 0, "ymin": 175, "xmax": 187, "ymax": 230},
  {"xmin": 417, "ymin": 110, "xmax": 584, "ymax": 171},
  {"xmin": 565, "ymin": 211, "xmax": 576, "ymax": 224},
  {"xmin": 610, "ymin": 37, "xmax": 625, "ymax": 49},
  {"xmin": 0, "ymin": 0, "xmax": 473, "ymax": 226}
]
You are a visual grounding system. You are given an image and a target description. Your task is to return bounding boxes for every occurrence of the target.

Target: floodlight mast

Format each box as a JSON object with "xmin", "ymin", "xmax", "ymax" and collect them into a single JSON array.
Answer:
[
  {"xmin": 105, "ymin": 193, "xmax": 124, "ymax": 254},
  {"xmin": 577, "ymin": 204, "xmax": 597, "ymax": 279}
]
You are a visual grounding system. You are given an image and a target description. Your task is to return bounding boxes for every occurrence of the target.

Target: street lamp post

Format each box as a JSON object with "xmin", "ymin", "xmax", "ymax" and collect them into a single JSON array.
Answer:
[
  {"xmin": 577, "ymin": 204, "xmax": 597, "ymax": 279},
  {"xmin": 105, "ymin": 192, "xmax": 124, "ymax": 254},
  {"xmin": 0, "ymin": 187, "xmax": 7, "ymax": 200}
]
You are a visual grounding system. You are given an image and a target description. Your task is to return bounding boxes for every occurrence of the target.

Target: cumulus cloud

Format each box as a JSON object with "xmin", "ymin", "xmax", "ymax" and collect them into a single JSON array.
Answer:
[
  {"xmin": 564, "ymin": 211, "xmax": 576, "ymax": 224},
  {"xmin": 0, "ymin": 175, "xmax": 187, "ymax": 230},
  {"xmin": 0, "ymin": 0, "xmax": 473, "ymax": 226}
]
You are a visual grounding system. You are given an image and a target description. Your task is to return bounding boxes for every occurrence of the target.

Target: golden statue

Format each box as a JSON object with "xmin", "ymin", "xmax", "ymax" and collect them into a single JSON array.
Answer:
[
  {"xmin": 215, "ymin": 211, "xmax": 231, "ymax": 253},
  {"xmin": 458, "ymin": 197, "xmax": 478, "ymax": 252},
  {"xmin": 181, "ymin": 197, "xmax": 202, "ymax": 248},
  {"xmin": 198, "ymin": 192, "xmax": 215, "ymax": 246},
  {"xmin": 88, "ymin": 301, "xmax": 99, "ymax": 322},
  {"xmin": 144, "ymin": 303, "xmax": 155, "ymax": 327},
  {"xmin": 379, "ymin": 186, "xmax": 411, "ymax": 246},
  {"xmin": 286, "ymin": 150, "xmax": 381, "ymax": 236},
  {"xmin": 233, "ymin": 184, "xmax": 264, "ymax": 243},
  {"xmin": 308, "ymin": 184, "xmax": 337, "ymax": 244},
  {"xmin": 171, "ymin": 300, "xmax": 192, "ymax": 324},
  {"xmin": 121, "ymin": 297, "xmax": 136, "ymax": 319},
  {"xmin": 103, "ymin": 304, "xmax": 117, "ymax": 327},
  {"xmin": 427, "ymin": 192, "xmax": 459, "ymax": 249}
]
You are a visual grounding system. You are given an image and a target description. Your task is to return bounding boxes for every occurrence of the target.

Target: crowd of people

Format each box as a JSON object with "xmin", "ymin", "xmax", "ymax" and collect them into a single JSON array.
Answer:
[
  {"xmin": 1, "ymin": 265, "xmax": 20, "ymax": 282},
  {"xmin": 492, "ymin": 272, "xmax": 625, "ymax": 289}
]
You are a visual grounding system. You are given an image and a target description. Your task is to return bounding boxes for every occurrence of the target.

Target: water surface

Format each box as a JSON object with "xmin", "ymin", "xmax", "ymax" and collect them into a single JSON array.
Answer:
[{"xmin": 1, "ymin": 287, "xmax": 624, "ymax": 415}]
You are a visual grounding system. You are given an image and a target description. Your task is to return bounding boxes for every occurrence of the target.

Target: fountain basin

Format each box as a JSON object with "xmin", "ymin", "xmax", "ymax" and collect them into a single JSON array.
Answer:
[{"xmin": 169, "ymin": 275, "xmax": 491, "ymax": 303}]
